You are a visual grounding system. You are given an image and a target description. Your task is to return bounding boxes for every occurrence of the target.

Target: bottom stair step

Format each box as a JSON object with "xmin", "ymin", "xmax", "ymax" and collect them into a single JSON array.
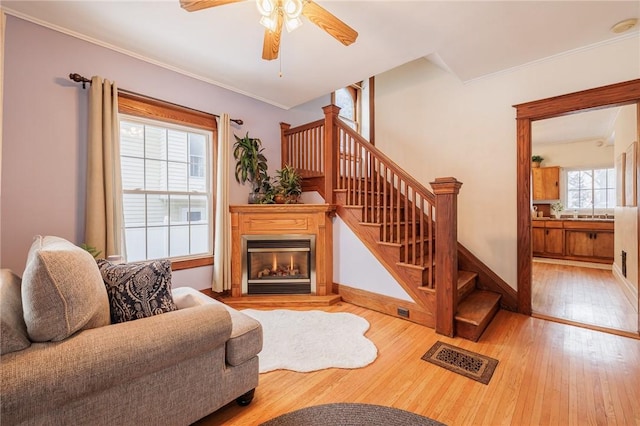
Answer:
[{"xmin": 455, "ymin": 290, "xmax": 501, "ymax": 342}]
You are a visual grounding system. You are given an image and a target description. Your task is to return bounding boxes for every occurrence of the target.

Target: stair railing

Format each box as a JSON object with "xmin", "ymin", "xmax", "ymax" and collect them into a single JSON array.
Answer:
[{"xmin": 281, "ymin": 105, "xmax": 462, "ymax": 337}]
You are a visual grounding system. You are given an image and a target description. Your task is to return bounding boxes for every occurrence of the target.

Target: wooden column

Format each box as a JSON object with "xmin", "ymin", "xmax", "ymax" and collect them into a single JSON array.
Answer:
[
  {"xmin": 430, "ymin": 177, "xmax": 463, "ymax": 337},
  {"xmin": 280, "ymin": 122, "xmax": 291, "ymax": 168},
  {"xmin": 323, "ymin": 105, "xmax": 340, "ymax": 204},
  {"xmin": 516, "ymin": 117, "xmax": 533, "ymax": 315}
]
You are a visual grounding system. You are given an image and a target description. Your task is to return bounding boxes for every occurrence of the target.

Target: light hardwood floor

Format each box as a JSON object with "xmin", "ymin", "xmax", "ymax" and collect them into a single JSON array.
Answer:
[
  {"xmin": 532, "ymin": 260, "xmax": 638, "ymax": 334},
  {"xmin": 195, "ymin": 302, "xmax": 640, "ymax": 425}
]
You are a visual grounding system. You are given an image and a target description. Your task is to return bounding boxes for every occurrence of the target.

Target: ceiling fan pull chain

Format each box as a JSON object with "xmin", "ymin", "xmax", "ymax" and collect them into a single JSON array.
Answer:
[{"xmin": 279, "ymin": 50, "xmax": 283, "ymax": 78}]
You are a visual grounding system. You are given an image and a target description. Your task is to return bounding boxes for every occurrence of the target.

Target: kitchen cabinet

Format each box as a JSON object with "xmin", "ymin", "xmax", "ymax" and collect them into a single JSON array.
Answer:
[
  {"xmin": 532, "ymin": 226, "xmax": 545, "ymax": 255},
  {"xmin": 532, "ymin": 220, "xmax": 563, "ymax": 256},
  {"xmin": 564, "ymin": 229, "xmax": 614, "ymax": 261},
  {"xmin": 532, "ymin": 219, "xmax": 614, "ymax": 263},
  {"xmin": 532, "ymin": 166, "xmax": 560, "ymax": 200}
]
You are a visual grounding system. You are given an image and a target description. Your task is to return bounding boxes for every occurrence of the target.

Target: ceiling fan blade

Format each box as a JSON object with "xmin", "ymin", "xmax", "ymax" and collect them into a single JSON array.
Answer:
[
  {"xmin": 262, "ymin": 12, "xmax": 284, "ymax": 60},
  {"xmin": 180, "ymin": 0, "xmax": 246, "ymax": 12},
  {"xmin": 302, "ymin": 1, "xmax": 358, "ymax": 46}
]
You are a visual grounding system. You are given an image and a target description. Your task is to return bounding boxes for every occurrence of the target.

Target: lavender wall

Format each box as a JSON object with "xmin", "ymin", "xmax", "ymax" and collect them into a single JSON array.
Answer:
[{"xmin": 1, "ymin": 15, "xmax": 326, "ymax": 284}]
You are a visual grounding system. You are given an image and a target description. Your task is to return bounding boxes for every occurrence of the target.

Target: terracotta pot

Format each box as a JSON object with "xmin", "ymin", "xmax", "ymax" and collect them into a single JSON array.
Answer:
[
  {"xmin": 274, "ymin": 194, "xmax": 286, "ymax": 204},
  {"xmin": 532, "ymin": 161, "xmax": 541, "ymax": 168}
]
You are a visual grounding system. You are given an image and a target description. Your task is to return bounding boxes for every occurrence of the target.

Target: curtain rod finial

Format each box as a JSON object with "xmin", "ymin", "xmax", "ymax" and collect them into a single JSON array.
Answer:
[{"xmin": 69, "ymin": 73, "xmax": 91, "ymax": 89}]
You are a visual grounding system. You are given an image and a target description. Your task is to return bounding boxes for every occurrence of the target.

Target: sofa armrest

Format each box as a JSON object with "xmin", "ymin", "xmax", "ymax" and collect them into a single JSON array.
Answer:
[
  {"xmin": 172, "ymin": 287, "xmax": 263, "ymax": 366},
  {"xmin": 1, "ymin": 304, "xmax": 231, "ymax": 421}
]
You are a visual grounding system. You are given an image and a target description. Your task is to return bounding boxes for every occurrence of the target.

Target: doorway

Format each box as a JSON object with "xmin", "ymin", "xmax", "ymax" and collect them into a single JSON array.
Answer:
[
  {"xmin": 514, "ymin": 79, "xmax": 640, "ymax": 337},
  {"xmin": 530, "ymin": 105, "xmax": 638, "ymax": 334}
]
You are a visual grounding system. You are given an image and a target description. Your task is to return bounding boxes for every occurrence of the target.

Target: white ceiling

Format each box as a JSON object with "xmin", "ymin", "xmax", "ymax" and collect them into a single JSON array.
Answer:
[
  {"xmin": 2, "ymin": 1, "xmax": 639, "ymax": 110},
  {"xmin": 532, "ymin": 107, "xmax": 621, "ymax": 146}
]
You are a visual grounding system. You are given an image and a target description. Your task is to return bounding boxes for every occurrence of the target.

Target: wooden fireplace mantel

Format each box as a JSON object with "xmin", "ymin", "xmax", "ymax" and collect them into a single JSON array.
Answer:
[{"xmin": 230, "ymin": 204, "xmax": 336, "ymax": 298}]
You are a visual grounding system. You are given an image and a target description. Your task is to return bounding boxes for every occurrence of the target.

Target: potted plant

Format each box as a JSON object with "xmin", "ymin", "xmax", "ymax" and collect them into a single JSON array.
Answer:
[
  {"xmin": 532, "ymin": 155, "xmax": 544, "ymax": 168},
  {"xmin": 274, "ymin": 164, "xmax": 302, "ymax": 204},
  {"xmin": 257, "ymin": 176, "xmax": 276, "ymax": 204},
  {"xmin": 233, "ymin": 133, "xmax": 269, "ymax": 203},
  {"xmin": 550, "ymin": 201, "xmax": 564, "ymax": 218}
]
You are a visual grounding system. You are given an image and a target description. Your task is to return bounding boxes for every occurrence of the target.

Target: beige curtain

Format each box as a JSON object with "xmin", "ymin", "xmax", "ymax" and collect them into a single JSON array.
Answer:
[
  {"xmin": 84, "ymin": 76, "xmax": 125, "ymax": 258},
  {"xmin": 212, "ymin": 114, "xmax": 232, "ymax": 292},
  {"xmin": 0, "ymin": 11, "xmax": 6, "ymax": 257}
]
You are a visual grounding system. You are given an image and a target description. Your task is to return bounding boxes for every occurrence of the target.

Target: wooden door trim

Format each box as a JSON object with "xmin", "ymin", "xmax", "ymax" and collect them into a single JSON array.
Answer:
[{"xmin": 514, "ymin": 79, "xmax": 640, "ymax": 317}]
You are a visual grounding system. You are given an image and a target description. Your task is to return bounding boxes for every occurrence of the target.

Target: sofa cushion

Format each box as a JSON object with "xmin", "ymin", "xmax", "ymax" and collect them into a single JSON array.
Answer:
[
  {"xmin": 173, "ymin": 287, "xmax": 263, "ymax": 366},
  {"xmin": 0, "ymin": 270, "xmax": 31, "ymax": 354},
  {"xmin": 97, "ymin": 259, "xmax": 178, "ymax": 324},
  {"xmin": 21, "ymin": 236, "xmax": 111, "ymax": 342}
]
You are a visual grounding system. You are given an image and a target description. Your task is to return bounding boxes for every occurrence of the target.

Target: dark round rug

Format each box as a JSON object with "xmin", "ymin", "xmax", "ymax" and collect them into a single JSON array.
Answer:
[{"xmin": 259, "ymin": 403, "xmax": 445, "ymax": 426}]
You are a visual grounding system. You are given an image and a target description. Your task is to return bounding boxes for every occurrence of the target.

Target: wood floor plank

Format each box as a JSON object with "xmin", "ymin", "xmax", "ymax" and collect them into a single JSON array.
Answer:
[
  {"xmin": 532, "ymin": 260, "xmax": 638, "ymax": 333},
  {"xmin": 194, "ymin": 302, "xmax": 640, "ymax": 425}
]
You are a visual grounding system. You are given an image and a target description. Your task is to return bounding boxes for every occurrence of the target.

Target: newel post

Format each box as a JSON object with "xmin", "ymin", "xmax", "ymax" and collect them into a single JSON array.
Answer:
[
  {"xmin": 322, "ymin": 105, "xmax": 340, "ymax": 204},
  {"xmin": 430, "ymin": 177, "xmax": 463, "ymax": 337},
  {"xmin": 280, "ymin": 122, "xmax": 291, "ymax": 168}
]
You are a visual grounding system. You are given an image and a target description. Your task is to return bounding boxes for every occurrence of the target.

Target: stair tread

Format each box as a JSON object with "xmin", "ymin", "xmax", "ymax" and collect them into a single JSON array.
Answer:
[
  {"xmin": 359, "ymin": 221, "xmax": 418, "ymax": 227},
  {"xmin": 396, "ymin": 261, "xmax": 432, "ymax": 271},
  {"xmin": 458, "ymin": 270, "xmax": 478, "ymax": 291},
  {"xmin": 455, "ymin": 290, "xmax": 501, "ymax": 326},
  {"xmin": 378, "ymin": 238, "xmax": 434, "ymax": 248},
  {"xmin": 458, "ymin": 270, "xmax": 477, "ymax": 285}
]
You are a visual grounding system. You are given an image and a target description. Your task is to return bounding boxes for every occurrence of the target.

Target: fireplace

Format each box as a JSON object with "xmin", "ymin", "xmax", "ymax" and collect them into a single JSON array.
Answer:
[{"xmin": 241, "ymin": 235, "xmax": 316, "ymax": 294}]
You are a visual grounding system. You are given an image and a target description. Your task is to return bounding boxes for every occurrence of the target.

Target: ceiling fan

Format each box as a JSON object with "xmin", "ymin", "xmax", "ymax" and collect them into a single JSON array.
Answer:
[{"xmin": 180, "ymin": 0, "xmax": 358, "ymax": 61}]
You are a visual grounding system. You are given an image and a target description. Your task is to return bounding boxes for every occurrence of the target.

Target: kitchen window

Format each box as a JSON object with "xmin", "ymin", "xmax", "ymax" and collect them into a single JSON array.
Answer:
[{"xmin": 565, "ymin": 167, "xmax": 616, "ymax": 211}]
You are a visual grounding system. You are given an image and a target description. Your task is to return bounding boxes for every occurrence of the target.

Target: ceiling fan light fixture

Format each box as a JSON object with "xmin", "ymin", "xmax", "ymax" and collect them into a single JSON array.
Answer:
[
  {"xmin": 256, "ymin": 0, "xmax": 275, "ymax": 17},
  {"xmin": 284, "ymin": 16, "xmax": 302, "ymax": 32},
  {"xmin": 283, "ymin": 0, "xmax": 303, "ymax": 19},
  {"xmin": 260, "ymin": 15, "xmax": 278, "ymax": 32}
]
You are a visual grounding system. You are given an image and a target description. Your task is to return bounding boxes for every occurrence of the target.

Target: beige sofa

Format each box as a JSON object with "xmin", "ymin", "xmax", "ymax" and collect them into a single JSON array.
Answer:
[{"xmin": 0, "ymin": 236, "xmax": 262, "ymax": 425}]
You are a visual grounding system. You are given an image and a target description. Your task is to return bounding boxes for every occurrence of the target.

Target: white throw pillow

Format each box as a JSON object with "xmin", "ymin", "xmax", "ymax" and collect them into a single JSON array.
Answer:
[{"xmin": 21, "ymin": 236, "xmax": 110, "ymax": 342}]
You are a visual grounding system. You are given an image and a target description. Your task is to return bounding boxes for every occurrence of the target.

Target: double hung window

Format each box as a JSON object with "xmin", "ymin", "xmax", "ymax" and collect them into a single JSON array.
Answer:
[{"xmin": 118, "ymin": 94, "xmax": 216, "ymax": 267}]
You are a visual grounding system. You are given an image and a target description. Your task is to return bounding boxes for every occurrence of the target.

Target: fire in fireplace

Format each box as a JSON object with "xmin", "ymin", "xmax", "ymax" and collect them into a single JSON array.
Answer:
[{"xmin": 241, "ymin": 235, "xmax": 316, "ymax": 294}]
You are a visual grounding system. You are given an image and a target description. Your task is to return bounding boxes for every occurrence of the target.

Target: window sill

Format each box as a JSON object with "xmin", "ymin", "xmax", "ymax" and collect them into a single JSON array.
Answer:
[{"xmin": 171, "ymin": 256, "xmax": 213, "ymax": 271}]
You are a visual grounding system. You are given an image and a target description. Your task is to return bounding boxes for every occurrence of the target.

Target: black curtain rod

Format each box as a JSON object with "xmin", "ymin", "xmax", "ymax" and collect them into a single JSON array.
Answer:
[{"xmin": 69, "ymin": 73, "xmax": 243, "ymax": 126}]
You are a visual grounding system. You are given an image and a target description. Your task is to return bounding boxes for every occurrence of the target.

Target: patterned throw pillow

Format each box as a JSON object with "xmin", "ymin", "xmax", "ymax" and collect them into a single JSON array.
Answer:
[{"xmin": 97, "ymin": 259, "xmax": 178, "ymax": 324}]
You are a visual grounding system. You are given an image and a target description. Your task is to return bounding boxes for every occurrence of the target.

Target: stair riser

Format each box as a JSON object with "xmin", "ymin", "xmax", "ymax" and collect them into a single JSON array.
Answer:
[
  {"xmin": 351, "ymin": 191, "xmax": 399, "ymax": 204},
  {"xmin": 455, "ymin": 302, "xmax": 499, "ymax": 342},
  {"xmin": 457, "ymin": 277, "xmax": 476, "ymax": 302},
  {"xmin": 380, "ymin": 223, "xmax": 422, "ymax": 241},
  {"xmin": 399, "ymin": 243, "xmax": 434, "ymax": 264},
  {"xmin": 337, "ymin": 178, "xmax": 392, "ymax": 192},
  {"xmin": 396, "ymin": 263, "xmax": 431, "ymax": 286},
  {"xmin": 362, "ymin": 207, "xmax": 407, "ymax": 224}
]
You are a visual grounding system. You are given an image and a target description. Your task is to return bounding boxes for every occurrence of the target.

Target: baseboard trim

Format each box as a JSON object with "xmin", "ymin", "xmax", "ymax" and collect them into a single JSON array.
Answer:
[
  {"xmin": 336, "ymin": 283, "xmax": 435, "ymax": 328},
  {"xmin": 533, "ymin": 257, "xmax": 612, "ymax": 270},
  {"xmin": 612, "ymin": 263, "xmax": 639, "ymax": 312}
]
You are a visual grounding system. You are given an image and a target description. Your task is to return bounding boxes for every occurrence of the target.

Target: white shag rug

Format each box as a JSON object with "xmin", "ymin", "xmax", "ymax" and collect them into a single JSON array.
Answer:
[{"xmin": 241, "ymin": 309, "xmax": 378, "ymax": 373}]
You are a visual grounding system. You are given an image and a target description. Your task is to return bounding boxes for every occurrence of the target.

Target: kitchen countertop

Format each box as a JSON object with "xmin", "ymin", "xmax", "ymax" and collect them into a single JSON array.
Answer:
[{"xmin": 533, "ymin": 217, "xmax": 614, "ymax": 222}]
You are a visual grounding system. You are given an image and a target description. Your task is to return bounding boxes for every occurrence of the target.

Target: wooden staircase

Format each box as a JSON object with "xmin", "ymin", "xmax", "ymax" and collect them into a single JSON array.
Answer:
[
  {"xmin": 280, "ymin": 105, "xmax": 507, "ymax": 341},
  {"xmin": 335, "ymin": 183, "xmax": 501, "ymax": 342}
]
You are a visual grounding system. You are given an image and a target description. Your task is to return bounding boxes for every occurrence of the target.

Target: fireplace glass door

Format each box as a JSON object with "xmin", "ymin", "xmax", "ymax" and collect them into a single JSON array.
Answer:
[{"xmin": 242, "ymin": 235, "xmax": 316, "ymax": 294}]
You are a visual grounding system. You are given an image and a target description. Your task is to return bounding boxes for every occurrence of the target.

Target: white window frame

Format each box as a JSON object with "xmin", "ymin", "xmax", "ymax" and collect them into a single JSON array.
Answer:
[
  {"xmin": 119, "ymin": 114, "xmax": 214, "ymax": 263},
  {"xmin": 563, "ymin": 166, "xmax": 616, "ymax": 215},
  {"xmin": 333, "ymin": 84, "xmax": 361, "ymax": 133}
]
